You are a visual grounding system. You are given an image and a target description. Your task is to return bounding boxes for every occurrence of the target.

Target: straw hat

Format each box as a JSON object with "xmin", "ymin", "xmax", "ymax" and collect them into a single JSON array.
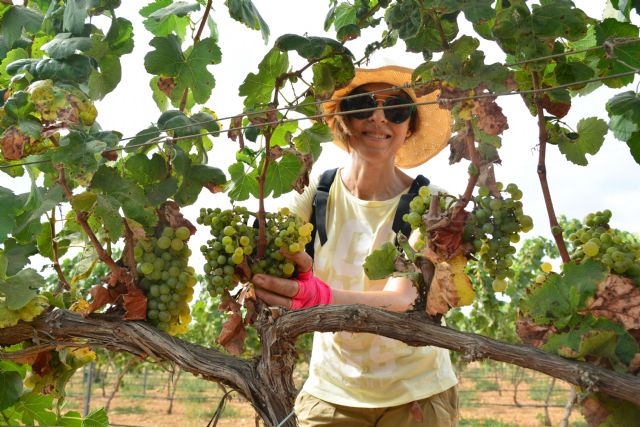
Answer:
[{"xmin": 323, "ymin": 65, "xmax": 452, "ymax": 169}]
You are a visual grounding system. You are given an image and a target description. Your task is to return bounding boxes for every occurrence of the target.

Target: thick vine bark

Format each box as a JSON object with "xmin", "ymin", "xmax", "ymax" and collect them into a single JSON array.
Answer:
[{"xmin": 2, "ymin": 306, "xmax": 640, "ymax": 426}]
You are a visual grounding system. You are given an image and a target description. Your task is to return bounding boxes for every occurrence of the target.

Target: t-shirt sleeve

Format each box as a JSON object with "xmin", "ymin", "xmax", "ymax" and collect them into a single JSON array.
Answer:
[{"xmin": 288, "ymin": 174, "xmax": 319, "ymax": 222}]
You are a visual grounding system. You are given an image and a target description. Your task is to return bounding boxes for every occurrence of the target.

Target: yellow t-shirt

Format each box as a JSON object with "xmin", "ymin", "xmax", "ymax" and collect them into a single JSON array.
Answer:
[{"xmin": 289, "ymin": 169, "xmax": 458, "ymax": 408}]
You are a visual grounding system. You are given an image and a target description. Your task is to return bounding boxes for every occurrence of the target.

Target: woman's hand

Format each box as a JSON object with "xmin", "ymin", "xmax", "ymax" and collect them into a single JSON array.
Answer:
[{"xmin": 252, "ymin": 250, "xmax": 332, "ymax": 309}]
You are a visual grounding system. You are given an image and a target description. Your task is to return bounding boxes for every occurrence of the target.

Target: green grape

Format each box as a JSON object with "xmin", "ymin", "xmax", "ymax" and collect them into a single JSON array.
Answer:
[
  {"xmin": 157, "ymin": 236, "xmax": 171, "ymax": 250},
  {"xmin": 170, "ymin": 238, "xmax": 184, "ymax": 251},
  {"xmin": 175, "ymin": 226, "xmax": 190, "ymax": 240}
]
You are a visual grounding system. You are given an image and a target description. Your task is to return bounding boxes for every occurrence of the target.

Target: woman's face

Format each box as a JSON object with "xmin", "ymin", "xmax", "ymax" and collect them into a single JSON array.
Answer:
[{"xmin": 343, "ymin": 82, "xmax": 413, "ymax": 164}]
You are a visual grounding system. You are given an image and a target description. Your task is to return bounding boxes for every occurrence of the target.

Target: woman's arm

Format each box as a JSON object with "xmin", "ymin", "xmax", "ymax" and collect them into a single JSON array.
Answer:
[{"xmin": 252, "ymin": 251, "xmax": 418, "ymax": 312}]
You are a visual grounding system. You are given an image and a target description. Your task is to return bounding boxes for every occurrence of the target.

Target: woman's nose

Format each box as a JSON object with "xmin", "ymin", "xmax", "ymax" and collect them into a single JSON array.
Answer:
[{"xmin": 368, "ymin": 102, "xmax": 387, "ymax": 122}]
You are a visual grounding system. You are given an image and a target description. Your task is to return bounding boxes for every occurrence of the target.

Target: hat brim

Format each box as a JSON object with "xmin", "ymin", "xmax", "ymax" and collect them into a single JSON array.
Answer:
[{"xmin": 323, "ymin": 66, "xmax": 452, "ymax": 169}]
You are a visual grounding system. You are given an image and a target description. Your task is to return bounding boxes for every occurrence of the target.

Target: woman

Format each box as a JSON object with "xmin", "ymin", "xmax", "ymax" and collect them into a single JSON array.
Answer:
[{"xmin": 253, "ymin": 66, "xmax": 459, "ymax": 426}]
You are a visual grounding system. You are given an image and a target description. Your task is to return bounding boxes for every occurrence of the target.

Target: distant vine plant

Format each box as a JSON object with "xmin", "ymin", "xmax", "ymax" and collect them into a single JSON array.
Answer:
[{"xmin": 0, "ymin": 0, "xmax": 639, "ymax": 426}]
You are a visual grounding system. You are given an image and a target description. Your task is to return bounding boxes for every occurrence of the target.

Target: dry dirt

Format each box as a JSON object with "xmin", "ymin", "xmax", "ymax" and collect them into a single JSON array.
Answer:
[{"xmin": 63, "ymin": 370, "xmax": 587, "ymax": 427}]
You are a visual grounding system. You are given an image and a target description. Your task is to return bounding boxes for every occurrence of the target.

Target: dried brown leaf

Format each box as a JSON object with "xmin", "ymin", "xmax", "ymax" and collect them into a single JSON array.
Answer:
[
  {"xmin": 123, "ymin": 288, "xmax": 148, "ymax": 320},
  {"xmin": 32, "ymin": 351, "xmax": 53, "ymax": 376},
  {"xmin": 540, "ymin": 94, "xmax": 571, "ymax": 118},
  {"xmin": 426, "ymin": 203, "xmax": 469, "ymax": 259},
  {"xmin": 217, "ymin": 313, "xmax": 247, "ymax": 355},
  {"xmin": 1, "ymin": 127, "xmax": 27, "ymax": 160},
  {"xmin": 427, "ymin": 262, "xmax": 459, "ymax": 315},
  {"xmin": 581, "ymin": 396, "xmax": 610, "ymax": 427},
  {"xmin": 473, "ymin": 99, "xmax": 509, "ymax": 136},
  {"xmin": 584, "ymin": 274, "xmax": 640, "ymax": 330},
  {"xmin": 157, "ymin": 201, "xmax": 196, "ymax": 236},
  {"xmin": 228, "ymin": 115, "xmax": 244, "ymax": 142},
  {"xmin": 515, "ymin": 315, "xmax": 555, "ymax": 348},
  {"xmin": 413, "ymin": 80, "xmax": 441, "ymax": 98},
  {"xmin": 157, "ymin": 76, "xmax": 176, "ymax": 97},
  {"xmin": 448, "ymin": 134, "xmax": 469, "ymax": 165},
  {"xmin": 85, "ymin": 284, "xmax": 121, "ymax": 316}
]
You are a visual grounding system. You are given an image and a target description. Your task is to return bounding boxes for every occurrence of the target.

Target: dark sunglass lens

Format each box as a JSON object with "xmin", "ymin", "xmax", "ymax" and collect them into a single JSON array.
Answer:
[
  {"xmin": 341, "ymin": 94, "xmax": 376, "ymax": 119},
  {"xmin": 384, "ymin": 97, "xmax": 414, "ymax": 124}
]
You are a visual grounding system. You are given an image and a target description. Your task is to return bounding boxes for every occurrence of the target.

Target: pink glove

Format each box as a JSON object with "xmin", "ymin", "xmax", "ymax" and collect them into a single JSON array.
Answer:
[{"xmin": 291, "ymin": 270, "xmax": 333, "ymax": 309}]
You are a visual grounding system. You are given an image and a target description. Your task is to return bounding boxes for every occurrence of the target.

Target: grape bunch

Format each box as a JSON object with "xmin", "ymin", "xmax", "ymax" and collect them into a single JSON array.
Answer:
[
  {"xmin": 197, "ymin": 206, "xmax": 313, "ymax": 296},
  {"xmin": 566, "ymin": 210, "xmax": 640, "ymax": 280},
  {"xmin": 403, "ymin": 186, "xmax": 447, "ymax": 251},
  {"xmin": 134, "ymin": 226, "xmax": 197, "ymax": 336},
  {"xmin": 465, "ymin": 183, "xmax": 533, "ymax": 283}
]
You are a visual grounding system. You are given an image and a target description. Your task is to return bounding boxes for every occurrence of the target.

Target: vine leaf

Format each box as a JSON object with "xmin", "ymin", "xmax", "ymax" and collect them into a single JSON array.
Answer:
[
  {"xmin": 13, "ymin": 392, "xmax": 58, "ymax": 425},
  {"xmin": 520, "ymin": 260, "xmax": 608, "ymax": 328},
  {"xmin": 140, "ymin": 0, "xmax": 191, "ymax": 39},
  {"xmin": 217, "ymin": 296, "xmax": 247, "ymax": 355},
  {"xmin": 95, "ymin": 195, "xmax": 124, "ymax": 242},
  {"xmin": 0, "ymin": 371, "xmax": 23, "ymax": 411},
  {"xmin": 293, "ymin": 123, "xmax": 332, "ymax": 160},
  {"xmin": 227, "ymin": 162, "xmax": 259, "ymax": 201},
  {"xmin": 148, "ymin": 1, "xmax": 200, "ymax": 20},
  {"xmin": 144, "ymin": 35, "xmax": 221, "ymax": 104},
  {"xmin": 174, "ymin": 164, "xmax": 226, "ymax": 206},
  {"xmin": 226, "ymin": 0, "xmax": 270, "ymax": 43},
  {"xmin": 556, "ymin": 117, "xmax": 608, "ymax": 166},
  {"xmin": 41, "ymin": 33, "xmax": 92, "ymax": 59},
  {"xmin": 0, "ymin": 6, "xmax": 43, "ymax": 50},
  {"xmin": 122, "ymin": 288, "xmax": 147, "ymax": 321},
  {"xmin": 63, "ymin": 0, "xmax": 88, "ymax": 35},
  {"xmin": 264, "ymin": 154, "xmax": 302, "ymax": 198},
  {"xmin": 364, "ymin": 242, "xmax": 399, "ymax": 280},
  {"xmin": 238, "ymin": 47, "xmax": 288, "ymax": 108},
  {"xmin": 0, "ymin": 186, "xmax": 23, "ymax": 242},
  {"xmin": 0, "ymin": 268, "xmax": 45, "ymax": 310},
  {"xmin": 90, "ymin": 166, "xmax": 157, "ymax": 227},
  {"xmin": 2, "ymin": 239, "xmax": 37, "ymax": 276}
]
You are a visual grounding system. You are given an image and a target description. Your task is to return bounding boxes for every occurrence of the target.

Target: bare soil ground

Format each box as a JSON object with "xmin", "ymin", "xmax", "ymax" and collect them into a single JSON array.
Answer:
[{"xmin": 63, "ymin": 365, "xmax": 586, "ymax": 427}]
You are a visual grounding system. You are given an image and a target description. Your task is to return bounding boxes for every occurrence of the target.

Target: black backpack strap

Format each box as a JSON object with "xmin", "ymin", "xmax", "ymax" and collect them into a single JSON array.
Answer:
[
  {"xmin": 306, "ymin": 168, "xmax": 338, "ymax": 259},
  {"xmin": 392, "ymin": 174, "xmax": 431, "ymax": 240}
]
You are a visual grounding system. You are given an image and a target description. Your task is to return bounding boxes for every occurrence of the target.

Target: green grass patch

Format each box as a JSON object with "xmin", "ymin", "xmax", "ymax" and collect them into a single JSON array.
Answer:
[
  {"xmin": 458, "ymin": 389, "xmax": 478, "ymax": 407},
  {"xmin": 473, "ymin": 378, "xmax": 501, "ymax": 392},
  {"xmin": 185, "ymin": 401, "xmax": 239, "ymax": 419},
  {"xmin": 112, "ymin": 405, "xmax": 146, "ymax": 415}
]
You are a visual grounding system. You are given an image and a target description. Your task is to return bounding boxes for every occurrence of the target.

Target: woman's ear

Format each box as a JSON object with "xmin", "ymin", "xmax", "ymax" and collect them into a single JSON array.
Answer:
[{"xmin": 405, "ymin": 130, "xmax": 413, "ymax": 140}]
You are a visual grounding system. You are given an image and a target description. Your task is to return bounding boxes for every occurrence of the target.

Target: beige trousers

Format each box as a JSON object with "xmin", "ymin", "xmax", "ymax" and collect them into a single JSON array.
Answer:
[{"xmin": 294, "ymin": 386, "xmax": 459, "ymax": 427}]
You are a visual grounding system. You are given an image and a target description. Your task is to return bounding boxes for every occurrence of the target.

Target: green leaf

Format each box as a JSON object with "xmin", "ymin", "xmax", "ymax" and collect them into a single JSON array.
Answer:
[
  {"xmin": 556, "ymin": 117, "xmax": 608, "ymax": 166},
  {"xmin": 63, "ymin": 0, "xmax": 88, "ymax": 35},
  {"xmin": 82, "ymin": 408, "xmax": 109, "ymax": 427},
  {"xmin": 337, "ymin": 24, "xmax": 360, "ymax": 42},
  {"xmin": 293, "ymin": 122, "xmax": 332, "ymax": 160},
  {"xmin": 125, "ymin": 126, "xmax": 161, "ymax": 153},
  {"xmin": 15, "ymin": 392, "xmax": 57, "ymax": 426},
  {"xmin": 609, "ymin": 110, "xmax": 639, "ymax": 141},
  {"xmin": 1, "ymin": 48, "xmax": 29, "ymax": 87},
  {"xmin": 41, "ymin": 33, "xmax": 92, "ymax": 59},
  {"xmin": 554, "ymin": 61, "xmax": 594, "ymax": 86},
  {"xmin": 149, "ymin": 1, "xmax": 200, "ymax": 20},
  {"xmin": 270, "ymin": 120, "xmax": 298, "ymax": 147},
  {"xmin": 144, "ymin": 36, "xmax": 221, "ymax": 104},
  {"xmin": 0, "ymin": 371, "xmax": 23, "ymax": 411},
  {"xmin": 6, "ymin": 55, "xmax": 94, "ymax": 83},
  {"xmin": 364, "ymin": 242, "xmax": 399, "ymax": 280},
  {"xmin": 51, "ymin": 133, "xmax": 106, "ymax": 187},
  {"xmin": 2, "ymin": 238, "xmax": 37, "ymax": 276},
  {"xmin": 145, "ymin": 177, "xmax": 178, "ymax": 205},
  {"xmin": 264, "ymin": 154, "xmax": 302, "ymax": 198},
  {"xmin": 140, "ymin": 0, "xmax": 190, "ymax": 39},
  {"xmin": 0, "ymin": 186, "xmax": 23, "ymax": 243},
  {"xmin": 531, "ymin": 0, "xmax": 589, "ymax": 41},
  {"xmin": 312, "ymin": 62, "xmax": 335, "ymax": 100},
  {"xmin": 15, "ymin": 185, "xmax": 64, "ymax": 233},
  {"xmin": 238, "ymin": 47, "xmax": 288, "ymax": 108},
  {"xmin": 88, "ymin": 54, "xmax": 122, "ymax": 100},
  {"xmin": 593, "ymin": 19, "xmax": 639, "ymax": 88},
  {"xmin": 90, "ymin": 166, "xmax": 157, "ymax": 227},
  {"xmin": 0, "ymin": 6, "xmax": 43, "ymax": 50},
  {"xmin": 105, "ymin": 17, "xmax": 134, "ymax": 56},
  {"xmin": 124, "ymin": 153, "xmax": 168, "ymax": 185},
  {"xmin": 36, "ymin": 222, "xmax": 69, "ymax": 261},
  {"xmin": 543, "ymin": 326, "xmax": 617, "ymax": 360},
  {"xmin": 0, "ymin": 252, "xmax": 7, "ymax": 280},
  {"xmin": 0, "ymin": 268, "xmax": 45, "ymax": 310},
  {"xmin": 227, "ymin": 162, "xmax": 258, "ymax": 201},
  {"xmin": 332, "ymin": 3, "xmax": 357, "ymax": 32},
  {"xmin": 627, "ymin": 132, "xmax": 640, "ymax": 165},
  {"xmin": 520, "ymin": 260, "xmax": 608, "ymax": 327},
  {"xmin": 606, "ymin": 91, "xmax": 640, "ymax": 122},
  {"xmin": 226, "ymin": 0, "xmax": 270, "ymax": 43},
  {"xmin": 175, "ymin": 164, "xmax": 226, "ymax": 206},
  {"xmin": 460, "ymin": 0, "xmax": 494, "ymax": 24},
  {"xmin": 94, "ymin": 195, "xmax": 123, "ymax": 242}
]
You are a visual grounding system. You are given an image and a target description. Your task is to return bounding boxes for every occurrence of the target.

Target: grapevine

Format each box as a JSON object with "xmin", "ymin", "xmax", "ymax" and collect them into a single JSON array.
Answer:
[{"xmin": 134, "ymin": 226, "xmax": 197, "ymax": 336}]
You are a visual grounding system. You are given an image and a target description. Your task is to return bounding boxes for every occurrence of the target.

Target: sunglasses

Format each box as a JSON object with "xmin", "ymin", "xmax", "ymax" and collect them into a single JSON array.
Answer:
[{"xmin": 339, "ymin": 91, "xmax": 416, "ymax": 124}]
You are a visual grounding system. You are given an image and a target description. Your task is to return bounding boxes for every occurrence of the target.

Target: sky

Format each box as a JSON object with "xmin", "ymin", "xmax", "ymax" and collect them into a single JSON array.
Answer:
[{"xmin": 2, "ymin": 0, "xmax": 639, "ymax": 275}]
